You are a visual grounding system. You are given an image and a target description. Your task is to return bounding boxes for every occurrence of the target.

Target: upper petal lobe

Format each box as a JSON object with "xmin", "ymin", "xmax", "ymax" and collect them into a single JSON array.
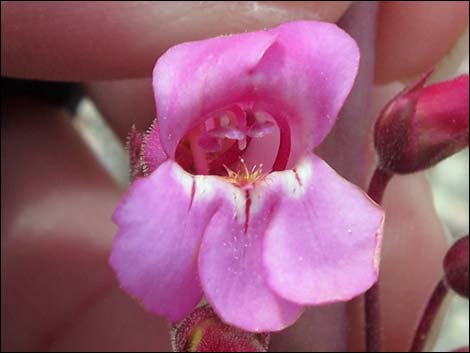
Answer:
[
  {"xmin": 153, "ymin": 31, "xmax": 276, "ymax": 157},
  {"xmin": 251, "ymin": 21, "xmax": 360, "ymax": 164},
  {"xmin": 153, "ymin": 21, "xmax": 359, "ymax": 163}
]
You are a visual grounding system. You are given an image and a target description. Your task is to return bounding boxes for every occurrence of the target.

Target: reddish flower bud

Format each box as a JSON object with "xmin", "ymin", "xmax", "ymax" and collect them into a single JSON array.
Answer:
[
  {"xmin": 374, "ymin": 71, "xmax": 469, "ymax": 173},
  {"xmin": 443, "ymin": 235, "xmax": 469, "ymax": 298},
  {"xmin": 170, "ymin": 304, "xmax": 270, "ymax": 352}
]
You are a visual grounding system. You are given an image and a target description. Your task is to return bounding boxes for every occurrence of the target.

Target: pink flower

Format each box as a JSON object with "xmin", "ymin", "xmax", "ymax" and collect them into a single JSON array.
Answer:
[{"xmin": 110, "ymin": 21, "xmax": 384, "ymax": 332}]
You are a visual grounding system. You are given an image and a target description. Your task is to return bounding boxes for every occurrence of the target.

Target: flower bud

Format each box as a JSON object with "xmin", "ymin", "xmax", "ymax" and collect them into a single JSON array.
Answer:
[
  {"xmin": 170, "ymin": 304, "xmax": 270, "ymax": 352},
  {"xmin": 443, "ymin": 235, "xmax": 469, "ymax": 298},
  {"xmin": 374, "ymin": 72, "xmax": 469, "ymax": 173}
]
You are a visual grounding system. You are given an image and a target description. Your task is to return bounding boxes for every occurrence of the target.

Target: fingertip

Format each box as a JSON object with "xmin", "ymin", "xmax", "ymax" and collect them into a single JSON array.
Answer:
[
  {"xmin": 1, "ymin": 97, "xmax": 170, "ymax": 351},
  {"xmin": 375, "ymin": 1, "xmax": 469, "ymax": 83},
  {"xmin": 1, "ymin": 2, "xmax": 352, "ymax": 81},
  {"xmin": 86, "ymin": 78, "xmax": 155, "ymax": 140}
]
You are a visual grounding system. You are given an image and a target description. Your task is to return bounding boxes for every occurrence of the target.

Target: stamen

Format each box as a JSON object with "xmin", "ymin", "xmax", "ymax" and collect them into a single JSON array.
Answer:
[
  {"xmin": 189, "ymin": 128, "xmax": 210, "ymax": 174},
  {"xmin": 220, "ymin": 113, "xmax": 231, "ymax": 127},
  {"xmin": 238, "ymin": 137, "xmax": 247, "ymax": 150},
  {"xmin": 208, "ymin": 126, "xmax": 245, "ymax": 140},
  {"xmin": 247, "ymin": 121, "xmax": 276, "ymax": 138},
  {"xmin": 204, "ymin": 118, "xmax": 216, "ymax": 131},
  {"xmin": 208, "ymin": 138, "xmax": 252, "ymax": 175},
  {"xmin": 223, "ymin": 157, "xmax": 265, "ymax": 187},
  {"xmin": 198, "ymin": 133, "xmax": 222, "ymax": 152},
  {"xmin": 179, "ymin": 105, "xmax": 291, "ymax": 176}
]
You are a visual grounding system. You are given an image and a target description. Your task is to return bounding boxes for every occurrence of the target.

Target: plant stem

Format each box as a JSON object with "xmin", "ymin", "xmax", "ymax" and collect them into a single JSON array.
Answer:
[
  {"xmin": 365, "ymin": 283, "xmax": 381, "ymax": 352},
  {"xmin": 365, "ymin": 167, "xmax": 393, "ymax": 352},
  {"xmin": 409, "ymin": 279, "xmax": 449, "ymax": 352},
  {"xmin": 367, "ymin": 167, "xmax": 393, "ymax": 204}
]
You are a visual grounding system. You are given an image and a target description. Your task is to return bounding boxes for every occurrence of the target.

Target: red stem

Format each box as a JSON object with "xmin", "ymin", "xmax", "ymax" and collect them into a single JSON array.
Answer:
[
  {"xmin": 367, "ymin": 167, "xmax": 393, "ymax": 204},
  {"xmin": 365, "ymin": 283, "xmax": 381, "ymax": 352},
  {"xmin": 409, "ymin": 279, "xmax": 449, "ymax": 352},
  {"xmin": 365, "ymin": 167, "xmax": 393, "ymax": 352}
]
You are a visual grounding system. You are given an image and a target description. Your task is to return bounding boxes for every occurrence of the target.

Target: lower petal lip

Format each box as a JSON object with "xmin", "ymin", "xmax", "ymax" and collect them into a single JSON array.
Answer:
[
  {"xmin": 263, "ymin": 154, "xmax": 384, "ymax": 306},
  {"xmin": 111, "ymin": 152, "xmax": 384, "ymax": 331}
]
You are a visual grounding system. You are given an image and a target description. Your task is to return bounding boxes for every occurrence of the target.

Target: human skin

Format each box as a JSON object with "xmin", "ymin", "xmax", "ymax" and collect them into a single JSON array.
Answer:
[{"xmin": 1, "ymin": 1, "xmax": 468, "ymax": 351}]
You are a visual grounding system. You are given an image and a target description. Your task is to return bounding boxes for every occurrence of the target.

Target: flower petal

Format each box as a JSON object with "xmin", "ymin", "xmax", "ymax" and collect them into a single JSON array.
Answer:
[
  {"xmin": 198, "ymin": 184, "xmax": 303, "ymax": 332},
  {"xmin": 110, "ymin": 160, "xmax": 218, "ymax": 321},
  {"xmin": 153, "ymin": 21, "xmax": 359, "ymax": 162},
  {"xmin": 263, "ymin": 154, "xmax": 384, "ymax": 305},
  {"xmin": 153, "ymin": 31, "xmax": 276, "ymax": 157},
  {"xmin": 252, "ymin": 21, "xmax": 360, "ymax": 164}
]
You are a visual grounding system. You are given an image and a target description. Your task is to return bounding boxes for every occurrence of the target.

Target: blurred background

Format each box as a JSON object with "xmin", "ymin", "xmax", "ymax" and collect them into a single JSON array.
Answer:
[
  {"xmin": 428, "ymin": 149, "xmax": 469, "ymax": 352},
  {"xmin": 2, "ymin": 14, "xmax": 468, "ymax": 352}
]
